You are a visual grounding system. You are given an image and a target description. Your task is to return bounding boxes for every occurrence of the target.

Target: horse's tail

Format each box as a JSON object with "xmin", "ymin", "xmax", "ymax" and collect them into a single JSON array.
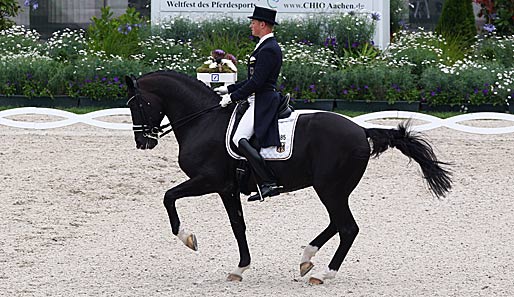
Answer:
[{"xmin": 365, "ymin": 121, "xmax": 452, "ymax": 198}]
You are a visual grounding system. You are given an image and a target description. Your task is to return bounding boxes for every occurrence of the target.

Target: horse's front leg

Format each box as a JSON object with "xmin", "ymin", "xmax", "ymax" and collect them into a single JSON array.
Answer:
[
  {"xmin": 163, "ymin": 177, "xmax": 214, "ymax": 251},
  {"xmin": 220, "ymin": 192, "xmax": 251, "ymax": 281}
]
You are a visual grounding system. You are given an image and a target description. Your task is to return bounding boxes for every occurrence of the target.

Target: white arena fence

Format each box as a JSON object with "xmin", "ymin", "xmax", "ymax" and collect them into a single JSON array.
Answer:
[{"xmin": 1, "ymin": 107, "xmax": 514, "ymax": 135}]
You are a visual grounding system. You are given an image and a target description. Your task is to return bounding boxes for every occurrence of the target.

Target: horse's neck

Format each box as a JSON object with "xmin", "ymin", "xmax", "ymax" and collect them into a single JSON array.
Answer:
[{"xmin": 154, "ymin": 74, "xmax": 230, "ymax": 144}]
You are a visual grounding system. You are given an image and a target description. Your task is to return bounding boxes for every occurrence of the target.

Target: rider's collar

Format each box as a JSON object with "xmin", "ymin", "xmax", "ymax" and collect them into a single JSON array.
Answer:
[{"xmin": 254, "ymin": 33, "xmax": 274, "ymax": 51}]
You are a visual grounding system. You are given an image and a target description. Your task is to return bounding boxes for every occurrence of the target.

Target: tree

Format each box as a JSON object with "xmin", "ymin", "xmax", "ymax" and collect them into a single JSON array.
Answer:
[
  {"xmin": 0, "ymin": 0, "xmax": 20, "ymax": 30},
  {"xmin": 435, "ymin": 0, "xmax": 477, "ymax": 46}
]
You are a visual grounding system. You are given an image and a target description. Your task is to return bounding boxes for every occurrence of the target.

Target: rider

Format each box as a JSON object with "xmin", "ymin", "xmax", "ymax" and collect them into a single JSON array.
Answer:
[{"xmin": 214, "ymin": 6, "xmax": 283, "ymax": 202}]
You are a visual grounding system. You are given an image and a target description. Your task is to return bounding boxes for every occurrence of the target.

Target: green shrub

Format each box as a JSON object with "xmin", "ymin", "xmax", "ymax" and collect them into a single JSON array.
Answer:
[
  {"xmin": 153, "ymin": 16, "xmax": 202, "ymax": 42},
  {"xmin": 385, "ymin": 29, "xmax": 467, "ymax": 77},
  {"xmin": 0, "ymin": 55, "xmax": 58, "ymax": 97},
  {"xmin": 336, "ymin": 63, "xmax": 419, "ymax": 103},
  {"xmin": 0, "ymin": 0, "xmax": 20, "ymax": 30},
  {"xmin": 390, "ymin": 0, "xmax": 408, "ymax": 35},
  {"xmin": 195, "ymin": 18, "xmax": 255, "ymax": 61},
  {"xmin": 278, "ymin": 41, "xmax": 337, "ymax": 100},
  {"xmin": 0, "ymin": 25, "xmax": 41, "ymax": 55},
  {"xmin": 276, "ymin": 13, "xmax": 378, "ymax": 60},
  {"xmin": 42, "ymin": 28, "xmax": 88, "ymax": 62},
  {"xmin": 87, "ymin": 6, "xmax": 147, "ymax": 58},
  {"xmin": 435, "ymin": 0, "xmax": 477, "ymax": 47},
  {"xmin": 138, "ymin": 35, "xmax": 198, "ymax": 75},
  {"xmin": 419, "ymin": 62, "xmax": 510, "ymax": 106},
  {"xmin": 60, "ymin": 56, "xmax": 148, "ymax": 99},
  {"xmin": 473, "ymin": 34, "xmax": 514, "ymax": 68}
]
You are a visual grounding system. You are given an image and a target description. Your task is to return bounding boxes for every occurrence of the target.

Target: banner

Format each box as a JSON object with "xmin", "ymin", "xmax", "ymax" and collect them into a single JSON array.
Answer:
[
  {"xmin": 158, "ymin": 0, "xmax": 371, "ymax": 13},
  {"xmin": 151, "ymin": 0, "xmax": 390, "ymax": 48}
]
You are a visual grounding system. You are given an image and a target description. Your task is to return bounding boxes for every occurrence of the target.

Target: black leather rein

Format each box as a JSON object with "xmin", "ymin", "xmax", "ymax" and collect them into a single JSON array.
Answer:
[{"xmin": 127, "ymin": 80, "xmax": 221, "ymax": 140}]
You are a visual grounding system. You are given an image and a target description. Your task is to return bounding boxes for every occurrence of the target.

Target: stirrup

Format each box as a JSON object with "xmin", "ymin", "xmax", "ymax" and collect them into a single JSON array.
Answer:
[{"xmin": 248, "ymin": 184, "xmax": 282, "ymax": 202}]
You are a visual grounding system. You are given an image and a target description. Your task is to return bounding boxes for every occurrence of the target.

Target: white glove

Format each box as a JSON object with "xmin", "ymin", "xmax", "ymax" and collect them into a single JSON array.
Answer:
[
  {"xmin": 214, "ymin": 86, "xmax": 228, "ymax": 95},
  {"xmin": 219, "ymin": 94, "xmax": 232, "ymax": 107}
]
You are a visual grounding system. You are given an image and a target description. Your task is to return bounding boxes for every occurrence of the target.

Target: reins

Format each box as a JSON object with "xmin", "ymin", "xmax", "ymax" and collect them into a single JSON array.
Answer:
[{"xmin": 127, "ymin": 78, "xmax": 222, "ymax": 140}]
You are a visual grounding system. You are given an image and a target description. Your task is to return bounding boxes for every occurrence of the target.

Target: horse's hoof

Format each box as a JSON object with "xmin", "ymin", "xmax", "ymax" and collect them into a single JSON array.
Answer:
[
  {"xmin": 308, "ymin": 277, "xmax": 324, "ymax": 285},
  {"xmin": 226, "ymin": 273, "xmax": 242, "ymax": 282},
  {"xmin": 300, "ymin": 261, "xmax": 314, "ymax": 277},
  {"xmin": 186, "ymin": 234, "xmax": 198, "ymax": 251}
]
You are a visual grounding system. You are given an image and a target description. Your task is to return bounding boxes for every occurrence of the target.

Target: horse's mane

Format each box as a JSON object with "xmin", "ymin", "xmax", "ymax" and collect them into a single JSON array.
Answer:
[{"xmin": 138, "ymin": 70, "xmax": 219, "ymax": 101}]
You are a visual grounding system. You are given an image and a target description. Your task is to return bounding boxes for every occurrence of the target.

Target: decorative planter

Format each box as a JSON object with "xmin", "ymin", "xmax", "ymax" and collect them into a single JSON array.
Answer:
[
  {"xmin": 78, "ymin": 97, "xmax": 127, "ymax": 108},
  {"xmin": 0, "ymin": 95, "xmax": 126, "ymax": 108},
  {"xmin": 465, "ymin": 103, "xmax": 507, "ymax": 113},
  {"xmin": 196, "ymin": 72, "xmax": 237, "ymax": 87},
  {"xmin": 335, "ymin": 100, "xmax": 419, "ymax": 112},
  {"xmin": 0, "ymin": 95, "xmax": 79, "ymax": 108},
  {"xmin": 290, "ymin": 99, "xmax": 334, "ymax": 111},
  {"xmin": 419, "ymin": 103, "xmax": 463, "ymax": 112}
]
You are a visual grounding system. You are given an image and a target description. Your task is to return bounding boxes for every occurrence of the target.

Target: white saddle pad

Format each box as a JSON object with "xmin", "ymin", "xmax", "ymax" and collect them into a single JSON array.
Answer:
[{"xmin": 225, "ymin": 109, "xmax": 322, "ymax": 161}]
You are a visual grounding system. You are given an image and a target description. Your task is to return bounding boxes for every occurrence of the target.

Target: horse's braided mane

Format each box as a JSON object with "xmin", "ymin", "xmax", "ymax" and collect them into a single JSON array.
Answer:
[{"xmin": 138, "ymin": 70, "xmax": 218, "ymax": 99}]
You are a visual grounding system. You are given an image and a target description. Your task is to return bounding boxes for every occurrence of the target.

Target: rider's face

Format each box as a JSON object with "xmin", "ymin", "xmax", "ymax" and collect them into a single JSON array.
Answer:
[{"xmin": 249, "ymin": 19, "xmax": 264, "ymax": 37}]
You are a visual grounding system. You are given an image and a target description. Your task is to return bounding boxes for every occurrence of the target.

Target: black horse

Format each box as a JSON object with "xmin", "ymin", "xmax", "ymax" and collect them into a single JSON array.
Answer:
[{"xmin": 124, "ymin": 71, "xmax": 452, "ymax": 284}]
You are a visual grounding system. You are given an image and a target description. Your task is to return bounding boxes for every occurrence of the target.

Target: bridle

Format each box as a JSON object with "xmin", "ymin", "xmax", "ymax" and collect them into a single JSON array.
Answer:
[{"xmin": 127, "ymin": 77, "xmax": 221, "ymax": 140}]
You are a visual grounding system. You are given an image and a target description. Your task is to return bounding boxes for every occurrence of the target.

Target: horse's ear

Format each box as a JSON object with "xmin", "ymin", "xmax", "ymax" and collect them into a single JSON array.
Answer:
[{"xmin": 125, "ymin": 75, "xmax": 135, "ymax": 90}]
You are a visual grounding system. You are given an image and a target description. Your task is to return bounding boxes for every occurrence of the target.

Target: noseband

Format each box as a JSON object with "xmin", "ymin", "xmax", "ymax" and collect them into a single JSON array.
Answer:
[{"xmin": 127, "ymin": 76, "xmax": 221, "ymax": 140}]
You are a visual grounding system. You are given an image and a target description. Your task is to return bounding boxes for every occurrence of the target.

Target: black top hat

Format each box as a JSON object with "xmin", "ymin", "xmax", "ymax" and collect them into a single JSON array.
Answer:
[{"xmin": 248, "ymin": 6, "xmax": 279, "ymax": 25}]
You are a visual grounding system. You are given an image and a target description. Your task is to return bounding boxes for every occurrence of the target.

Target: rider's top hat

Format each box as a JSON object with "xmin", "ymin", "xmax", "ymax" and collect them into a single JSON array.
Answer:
[{"xmin": 248, "ymin": 6, "xmax": 279, "ymax": 25}]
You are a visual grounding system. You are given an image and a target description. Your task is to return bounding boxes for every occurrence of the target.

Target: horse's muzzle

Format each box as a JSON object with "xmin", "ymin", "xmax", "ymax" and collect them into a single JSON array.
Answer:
[{"xmin": 135, "ymin": 134, "xmax": 158, "ymax": 150}]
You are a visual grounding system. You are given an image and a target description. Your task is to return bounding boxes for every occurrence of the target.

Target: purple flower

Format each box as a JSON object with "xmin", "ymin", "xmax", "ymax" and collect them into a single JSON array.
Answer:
[
  {"xmin": 483, "ymin": 24, "xmax": 496, "ymax": 33},
  {"xmin": 352, "ymin": 42, "xmax": 360, "ymax": 48},
  {"xmin": 101, "ymin": 77, "xmax": 107, "ymax": 82},
  {"xmin": 324, "ymin": 37, "xmax": 337, "ymax": 47},
  {"xmin": 343, "ymin": 89, "xmax": 348, "ymax": 95},
  {"xmin": 113, "ymin": 77, "xmax": 119, "ymax": 83},
  {"xmin": 398, "ymin": 20, "xmax": 409, "ymax": 30},
  {"xmin": 430, "ymin": 91, "xmax": 436, "ymax": 96},
  {"xmin": 482, "ymin": 89, "xmax": 489, "ymax": 95},
  {"xmin": 24, "ymin": 0, "xmax": 39, "ymax": 9},
  {"xmin": 225, "ymin": 53, "xmax": 237, "ymax": 64},
  {"xmin": 126, "ymin": 25, "xmax": 132, "ymax": 32},
  {"xmin": 309, "ymin": 84, "xmax": 316, "ymax": 93}
]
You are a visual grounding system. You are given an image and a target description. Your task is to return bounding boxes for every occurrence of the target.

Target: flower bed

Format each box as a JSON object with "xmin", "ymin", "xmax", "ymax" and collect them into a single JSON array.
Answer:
[{"xmin": 0, "ymin": 8, "xmax": 513, "ymax": 110}]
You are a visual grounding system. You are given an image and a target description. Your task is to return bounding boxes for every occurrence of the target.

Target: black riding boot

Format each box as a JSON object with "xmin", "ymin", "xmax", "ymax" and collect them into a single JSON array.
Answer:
[{"xmin": 238, "ymin": 138, "xmax": 280, "ymax": 201}]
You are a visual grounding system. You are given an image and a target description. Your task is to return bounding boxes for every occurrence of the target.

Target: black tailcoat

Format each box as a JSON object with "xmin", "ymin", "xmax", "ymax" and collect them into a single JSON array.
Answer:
[{"xmin": 228, "ymin": 37, "xmax": 282, "ymax": 148}]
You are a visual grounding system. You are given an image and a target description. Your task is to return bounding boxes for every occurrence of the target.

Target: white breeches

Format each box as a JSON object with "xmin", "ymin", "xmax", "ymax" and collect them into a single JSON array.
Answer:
[{"xmin": 232, "ymin": 96, "xmax": 255, "ymax": 147}]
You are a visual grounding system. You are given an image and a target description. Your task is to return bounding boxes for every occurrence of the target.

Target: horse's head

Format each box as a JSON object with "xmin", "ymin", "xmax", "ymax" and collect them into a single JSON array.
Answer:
[{"xmin": 125, "ymin": 75, "xmax": 165, "ymax": 150}]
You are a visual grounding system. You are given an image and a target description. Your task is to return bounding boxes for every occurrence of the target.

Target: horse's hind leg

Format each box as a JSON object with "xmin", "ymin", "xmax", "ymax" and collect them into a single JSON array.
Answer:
[
  {"xmin": 299, "ymin": 223, "xmax": 337, "ymax": 276},
  {"xmin": 306, "ymin": 157, "xmax": 368, "ymax": 284}
]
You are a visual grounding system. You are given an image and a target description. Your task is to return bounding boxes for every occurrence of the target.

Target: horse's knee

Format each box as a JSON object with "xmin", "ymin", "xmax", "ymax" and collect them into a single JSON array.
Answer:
[{"xmin": 341, "ymin": 223, "xmax": 359, "ymax": 238}]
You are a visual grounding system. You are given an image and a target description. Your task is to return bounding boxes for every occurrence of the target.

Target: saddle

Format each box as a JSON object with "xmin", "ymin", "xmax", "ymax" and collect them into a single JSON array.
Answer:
[
  {"xmin": 230, "ymin": 93, "xmax": 293, "ymax": 152},
  {"xmin": 231, "ymin": 93, "xmax": 293, "ymax": 195}
]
